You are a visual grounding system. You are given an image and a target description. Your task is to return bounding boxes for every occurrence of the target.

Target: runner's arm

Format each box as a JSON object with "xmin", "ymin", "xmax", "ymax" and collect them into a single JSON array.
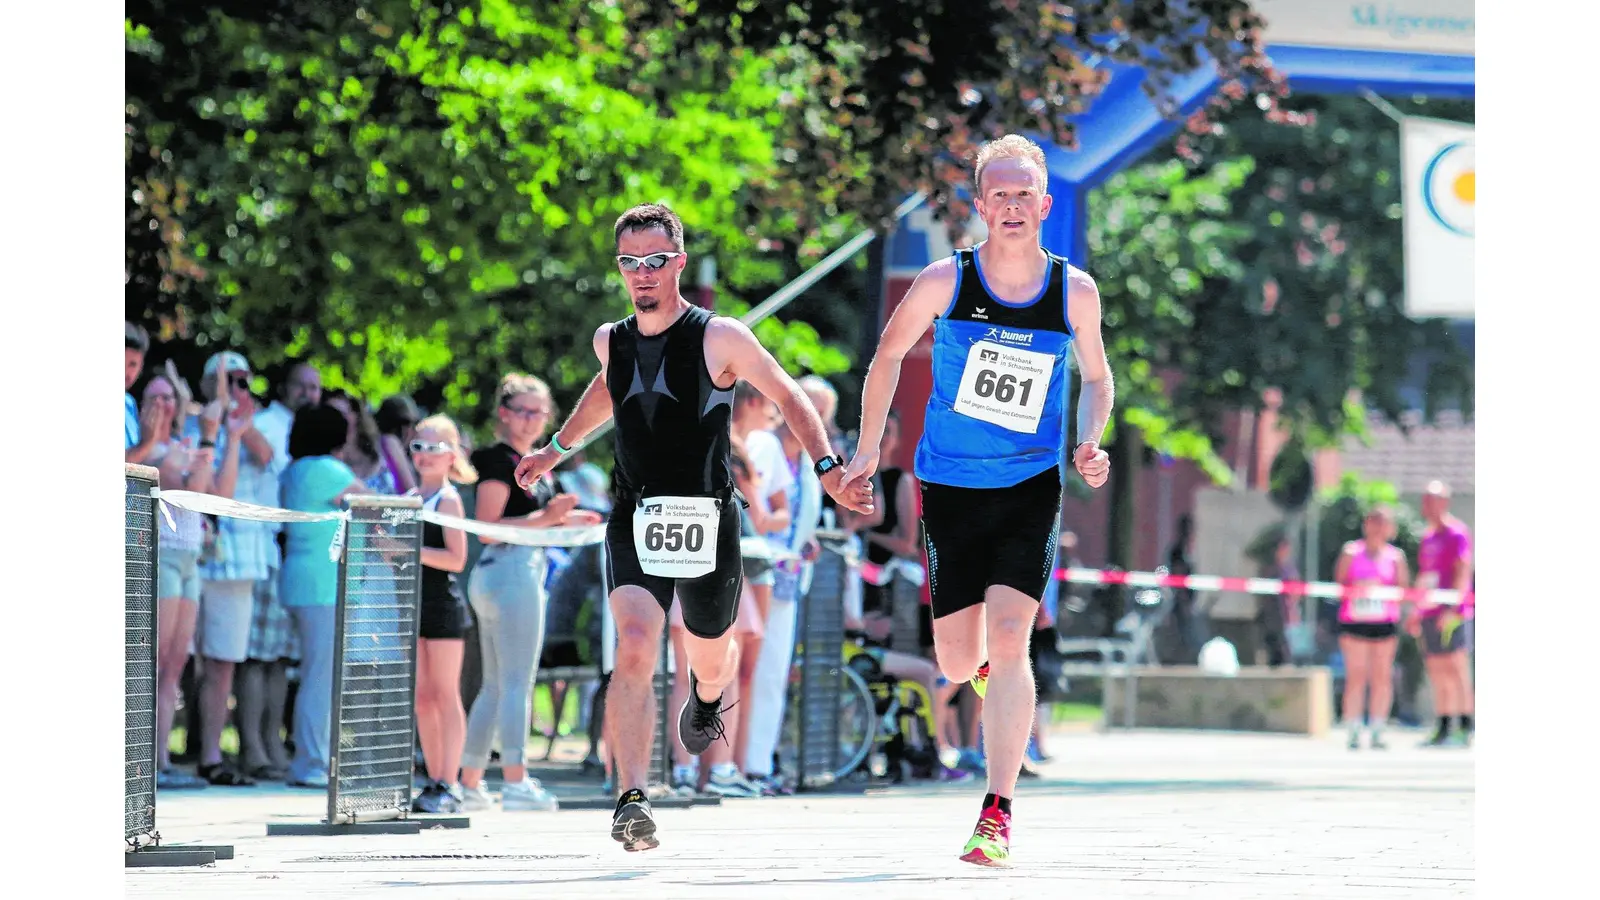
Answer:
[
  {"xmin": 712, "ymin": 318, "xmax": 836, "ymax": 472},
  {"xmin": 549, "ymin": 325, "xmax": 616, "ymax": 450},
  {"xmin": 1067, "ymin": 266, "xmax": 1114, "ymax": 448},
  {"xmin": 852, "ymin": 258, "xmax": 957, "ymax": 473}
]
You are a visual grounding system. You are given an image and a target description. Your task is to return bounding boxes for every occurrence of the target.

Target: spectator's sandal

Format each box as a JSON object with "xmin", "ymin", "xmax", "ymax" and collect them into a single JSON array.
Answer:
[{"xmin": 198, "ymin": 762, "xmax": 257, "ymax": 786}]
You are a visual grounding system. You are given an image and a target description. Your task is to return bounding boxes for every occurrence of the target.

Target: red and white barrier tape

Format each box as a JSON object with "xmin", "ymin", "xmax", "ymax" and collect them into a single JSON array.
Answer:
[{"xmin": 1052, "ymin": 567, "xmax": 1473, "ymax": 607}]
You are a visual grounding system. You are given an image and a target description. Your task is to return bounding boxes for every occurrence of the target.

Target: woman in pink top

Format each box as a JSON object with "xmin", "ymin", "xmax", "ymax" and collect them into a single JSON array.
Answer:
[{"xmin": 1333, "ymin": 506, "xmax": 1411, "ymax": 750}]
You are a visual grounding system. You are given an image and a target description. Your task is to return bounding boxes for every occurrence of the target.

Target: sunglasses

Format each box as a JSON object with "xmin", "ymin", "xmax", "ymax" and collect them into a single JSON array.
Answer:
[
  {"xmin": 409, "ymin": 440, "xmax": 453, "ymax": 454},
  {"xmin": 616, "ymin": 252, "xmax": 683, "ymax": 272},
  {"xmin": 502, "ymin": 404, "xmax": 550, "ymax": 418},
  {"xmin": 228, "ymin": 374, "xmax": 252, "ymax": 389}
]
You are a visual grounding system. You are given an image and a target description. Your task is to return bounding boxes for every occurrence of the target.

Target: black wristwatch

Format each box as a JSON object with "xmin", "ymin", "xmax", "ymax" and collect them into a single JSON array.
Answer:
[{"xmin": 813, "ymin": 454, "xmax": 846, "ymax": 478}]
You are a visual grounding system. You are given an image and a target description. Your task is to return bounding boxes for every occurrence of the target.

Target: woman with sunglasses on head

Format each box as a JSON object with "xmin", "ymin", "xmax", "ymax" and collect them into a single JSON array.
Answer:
[
  {"xmin": 405, "ymin": 415, "xmax": 478, "ymax": 814},
  {"xmin": 323, "ymin": 388, "xmax": 400, "ymax": 496},
  {"xmin": 376, "ymin": 394, "xmax": 422, "ymax": 495},
  {"xmin": 458, "ymin": 373, "xmax": 603, "ymax": 812}
]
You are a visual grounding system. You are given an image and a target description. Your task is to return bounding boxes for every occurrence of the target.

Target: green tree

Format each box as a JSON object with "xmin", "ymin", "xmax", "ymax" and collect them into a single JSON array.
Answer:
[
  {"xmin": 643, "ymin": 0, "xmax": 1286, "ymax": 231},
  {"xmin": 1183, "ymin": 93, "xmax": 1476, "ymax": 434},
  {"xmin": 127, "ymin": 0, "xmax": 850, "ymax": 429}
]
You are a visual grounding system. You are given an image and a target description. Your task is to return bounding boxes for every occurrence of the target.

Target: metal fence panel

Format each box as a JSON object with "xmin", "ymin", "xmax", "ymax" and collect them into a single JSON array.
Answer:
[
  {"xmin": 328, "ymin": 497, "xmax": 423, "ymax": 824},
  {"xmin": 794, "ymin": 546, "xmax": 847, "ymax": 787},
  {"xmin": 124, "ymin": 464, "xmax": 160, "ymax": 840}
]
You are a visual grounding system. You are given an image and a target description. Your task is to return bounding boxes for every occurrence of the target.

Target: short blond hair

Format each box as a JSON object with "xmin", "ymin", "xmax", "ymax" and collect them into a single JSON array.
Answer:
[{"xmin": 973, "ymin": 134, "xmax": 1048, "ymax": 193}]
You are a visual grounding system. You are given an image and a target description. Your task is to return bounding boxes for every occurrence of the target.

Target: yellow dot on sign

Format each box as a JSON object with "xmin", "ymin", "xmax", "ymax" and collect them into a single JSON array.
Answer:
[{"xmin": 1452, "ymin": 171, "xmax": 1474, "ymax": 204}]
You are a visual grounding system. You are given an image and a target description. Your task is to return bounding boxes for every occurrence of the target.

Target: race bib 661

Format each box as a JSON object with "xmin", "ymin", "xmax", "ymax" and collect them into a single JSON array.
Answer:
[{"xmin": 953, "ymin": 340, "xmax": 1054, "ymax": 434}]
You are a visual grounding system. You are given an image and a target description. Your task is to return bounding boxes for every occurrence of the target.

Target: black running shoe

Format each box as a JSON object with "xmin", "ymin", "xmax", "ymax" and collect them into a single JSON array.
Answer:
[
  {"xmin": 678, "ymin": 671, "xmax": 730, "ymax": 756},
  {"xmin": 611, "ymin": 788, "xmax": 659, "ymax": 852}
]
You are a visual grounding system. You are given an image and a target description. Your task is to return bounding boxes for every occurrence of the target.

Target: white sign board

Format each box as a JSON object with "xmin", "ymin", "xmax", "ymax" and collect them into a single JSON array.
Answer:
[
  {"xmin": 1401, "ymin": 116, "xmax": 1474, "ymax": 319},
  {"xmin": 1253, "ymin": 0, "xmax": 1475, "ymax": 56}
]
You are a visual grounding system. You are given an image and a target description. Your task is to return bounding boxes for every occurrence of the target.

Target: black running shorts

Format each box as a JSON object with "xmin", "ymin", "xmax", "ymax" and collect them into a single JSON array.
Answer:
[
  {"xmin": 920, "ymin": 465, "xmax": 1063, "ymax": 620},
  {"xmin": 605, "ymin": 496, "xmax": 744, "ymax": 639}
]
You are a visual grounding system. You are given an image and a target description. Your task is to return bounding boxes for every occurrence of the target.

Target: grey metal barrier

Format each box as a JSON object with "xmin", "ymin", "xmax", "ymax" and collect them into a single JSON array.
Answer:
[
  {"xmin": 792, "ymin": 544, "xmax": 849, "ymax": 790},
  {"xmin": 326, "ymin": 496, "xmax": 428, "ymax": 829},
  {"xmin": 124, "ymin": 465, "xmax": 159, "ymax": 843},
  {"xmin": 123, "ymin": 465, "xmax": 231, "ymax": 867}
]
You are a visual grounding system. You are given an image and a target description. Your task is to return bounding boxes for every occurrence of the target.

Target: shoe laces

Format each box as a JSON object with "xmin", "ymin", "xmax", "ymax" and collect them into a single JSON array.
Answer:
[
  {"xmin": 691, "ymin": 695, "xmax": 737, "ymax": 744},
  {"xmin": 975, "ymin": 807, "xmax": 1009, "ymax": 842}
]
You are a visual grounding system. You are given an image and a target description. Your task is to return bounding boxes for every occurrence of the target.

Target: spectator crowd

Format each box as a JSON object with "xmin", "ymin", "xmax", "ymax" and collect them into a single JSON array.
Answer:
[
  {"xmin": 125, "ymin": 322, "xmax": 1024, "ymax": 812},
  {"xmin": 125, "ymin": 319, "xmax": 1473, "ymax": 810}
]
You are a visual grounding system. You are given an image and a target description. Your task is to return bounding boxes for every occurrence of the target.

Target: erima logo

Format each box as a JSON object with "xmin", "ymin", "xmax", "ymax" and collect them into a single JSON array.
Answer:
[
  {"xmin": 1000, "ymin": 329, "xmax": 1033, "ymax": 344},
  {"xmin": 972, "ymin": 307, "xmax": 988, "ymax": 320}
]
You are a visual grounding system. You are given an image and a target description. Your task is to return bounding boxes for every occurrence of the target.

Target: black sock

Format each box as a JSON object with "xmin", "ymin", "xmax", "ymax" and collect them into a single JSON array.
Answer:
[
  {"xmin": 1458, "ymin": 714, "xmax": 1473, "ymax": 732},
  {"xmin": 1435, "ymin": 715, "xmax": 1453, "ymax": 735},
  {"xmin": 982, "ymin": 792, "xmax": 1012, "ymax": 815},
  {"xmin": 617, "ymin": 788, "xmax": 646, "ymax": 809}
]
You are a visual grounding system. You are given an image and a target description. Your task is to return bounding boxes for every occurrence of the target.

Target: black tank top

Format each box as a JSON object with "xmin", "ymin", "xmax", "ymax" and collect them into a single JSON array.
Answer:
[
  {"xmin": 607, "ymin": 305, "xmax": 735, "ymax": 501},
  {"xmin": 866, "ymin": 469, "xmax": 903, "ymax": 566},
  {"xmin": 419, "ymin": 487, "xmax": 463, "ymax": 606}
]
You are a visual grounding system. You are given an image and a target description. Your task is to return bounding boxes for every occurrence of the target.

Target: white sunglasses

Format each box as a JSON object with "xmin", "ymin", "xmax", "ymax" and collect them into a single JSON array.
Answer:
[{"xmin": 616, "ymin": 252, "xmax": 683, "ymax": 272}]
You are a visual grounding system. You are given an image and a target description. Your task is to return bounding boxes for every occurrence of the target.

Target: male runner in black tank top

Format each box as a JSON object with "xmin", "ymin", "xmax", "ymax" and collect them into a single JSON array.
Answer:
[{"xmin": 514, "ymin": 203, "xmax": 873, "ymax": 852}]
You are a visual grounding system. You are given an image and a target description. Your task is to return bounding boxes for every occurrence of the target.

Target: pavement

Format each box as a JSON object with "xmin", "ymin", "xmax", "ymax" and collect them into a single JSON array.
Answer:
[{"xmin": 126, "ymin": 726, "xmax": 1473, "ymax": 898}]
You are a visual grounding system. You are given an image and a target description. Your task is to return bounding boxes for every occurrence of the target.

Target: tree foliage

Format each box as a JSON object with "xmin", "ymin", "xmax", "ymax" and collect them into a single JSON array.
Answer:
[
  {"xmin": 649, "ymin": 0, "xmax": 1288, "ymax": 232},
  {"xmin": 126, "ymin": 0, "xmax": 849, "ymax": 427}
]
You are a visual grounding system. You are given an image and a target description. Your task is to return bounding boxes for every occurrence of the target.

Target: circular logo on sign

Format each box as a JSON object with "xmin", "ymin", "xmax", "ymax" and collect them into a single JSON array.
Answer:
[{"xmin": 1422, "ymin": 140, "xmax": 1474, "ymax": 238}]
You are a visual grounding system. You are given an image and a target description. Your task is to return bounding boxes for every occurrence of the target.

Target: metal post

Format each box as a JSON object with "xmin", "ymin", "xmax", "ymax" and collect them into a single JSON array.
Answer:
[
  {"xmin": 124, "ymin": 464, "xmax": 233, "ymax": 866},
  {"xmin": 271, "ymin": 495, "xmax": 426, "ymax": 836}
]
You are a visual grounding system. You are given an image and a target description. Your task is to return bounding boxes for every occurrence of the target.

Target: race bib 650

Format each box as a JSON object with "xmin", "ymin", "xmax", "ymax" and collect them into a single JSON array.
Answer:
[{"xmin": 633, "ymin": 495, "xmax": 720, "ymax": 579}]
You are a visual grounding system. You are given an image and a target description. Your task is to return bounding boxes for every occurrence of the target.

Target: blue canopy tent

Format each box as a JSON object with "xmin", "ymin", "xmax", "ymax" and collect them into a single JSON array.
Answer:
[{"xmin": 1037, "ymin": 44, "xmax": 1476, "ymax": 264}]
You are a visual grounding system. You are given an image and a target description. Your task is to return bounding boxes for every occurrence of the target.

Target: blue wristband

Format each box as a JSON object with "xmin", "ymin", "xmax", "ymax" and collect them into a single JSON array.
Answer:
[{"xmin": 548, "ymin": 433, "xmax": 571, "ymax": 456}]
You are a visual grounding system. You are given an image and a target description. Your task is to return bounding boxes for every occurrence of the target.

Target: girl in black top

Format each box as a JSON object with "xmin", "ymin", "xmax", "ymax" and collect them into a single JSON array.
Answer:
[
  {"xmin": 407, "ymin": 414, "xmax": 477, "ymax": 813},
  {"xmin": 458, "ymin": 374, "xmax": 602, "ymax": 812}
]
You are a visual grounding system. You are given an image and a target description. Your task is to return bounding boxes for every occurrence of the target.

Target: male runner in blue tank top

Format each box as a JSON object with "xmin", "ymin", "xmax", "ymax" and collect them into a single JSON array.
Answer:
[
  {"xmin": 514, "ymin": 203, "xmax": 873, "ymax": 852},
  {"xmin": 842, "ymin": 134, "xmax": 1115, "ymax": 867}
]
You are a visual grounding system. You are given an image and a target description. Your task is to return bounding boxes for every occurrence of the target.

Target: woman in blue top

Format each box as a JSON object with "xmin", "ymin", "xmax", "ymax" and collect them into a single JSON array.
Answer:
[{"xmin": 278, "ymin": 401, "xmax": 368, "ymax": 788}]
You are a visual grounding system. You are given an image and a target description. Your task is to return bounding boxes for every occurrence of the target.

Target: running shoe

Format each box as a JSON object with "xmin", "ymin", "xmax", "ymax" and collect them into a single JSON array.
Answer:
[
  {"xmin": 611, "ymin": 788, "xmax": 659, "ymax": 852},
  {"xmin": 678, "ymin": 671, "xmax": 730, "ymax": 756},
  {"xmin": 955, "ymin": 747, "xmax": 987, "ymax": 776},
  {"xmin": 501, "ymin": 778, "xmax": 560, "ymax": 811},
  {"xmin": 970, "ymin": 662, "xmax": 991, "ymax": 700},
  {"xmin": 958, "ymin": 799, "xmax": 1012, "ymax": 867},
  {"xmin": 937, "ymin": 765, "xmax": 975, "ymax": 784},
  {"xmin": 706, "ymin": 767, "xmax": 763, "ymax": 798}
]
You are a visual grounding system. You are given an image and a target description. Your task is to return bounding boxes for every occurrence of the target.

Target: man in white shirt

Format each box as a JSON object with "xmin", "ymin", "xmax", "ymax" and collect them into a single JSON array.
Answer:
[{"xmin": 254, "ymin": 360, "xmax": 323, "ymax": 461}]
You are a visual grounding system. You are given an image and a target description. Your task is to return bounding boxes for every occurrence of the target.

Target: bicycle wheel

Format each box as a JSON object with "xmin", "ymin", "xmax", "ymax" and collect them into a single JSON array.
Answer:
[{"xmin": 777, "ymin": 662, "xmax": 878, "ymax": 788}]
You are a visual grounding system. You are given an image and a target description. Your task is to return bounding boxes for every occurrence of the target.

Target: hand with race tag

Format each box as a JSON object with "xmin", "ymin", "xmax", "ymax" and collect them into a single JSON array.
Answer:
[{"xmin": 1073, "ymin": 441, "xmax": 1110, "ymax": 489}]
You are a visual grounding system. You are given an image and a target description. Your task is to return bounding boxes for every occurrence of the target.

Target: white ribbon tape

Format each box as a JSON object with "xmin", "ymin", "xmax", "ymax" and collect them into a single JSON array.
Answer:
[
  {"xmin": 157, "ymin": 490, "xmax": 350, "ymax": 563},
  {"xmin": 739, "ymin": 536, "xmax": 801, "ymax": 564},
  {"xmin": 419, "ymin": 509, "xmax": 606, "ymax": 548},
  {"xmin": 328, "ymin": 518, "xmax": 348, "ymax": 563},
  {"xmin": 156, "ymin": 490, "xmax": 349, "ymax": 524}
]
